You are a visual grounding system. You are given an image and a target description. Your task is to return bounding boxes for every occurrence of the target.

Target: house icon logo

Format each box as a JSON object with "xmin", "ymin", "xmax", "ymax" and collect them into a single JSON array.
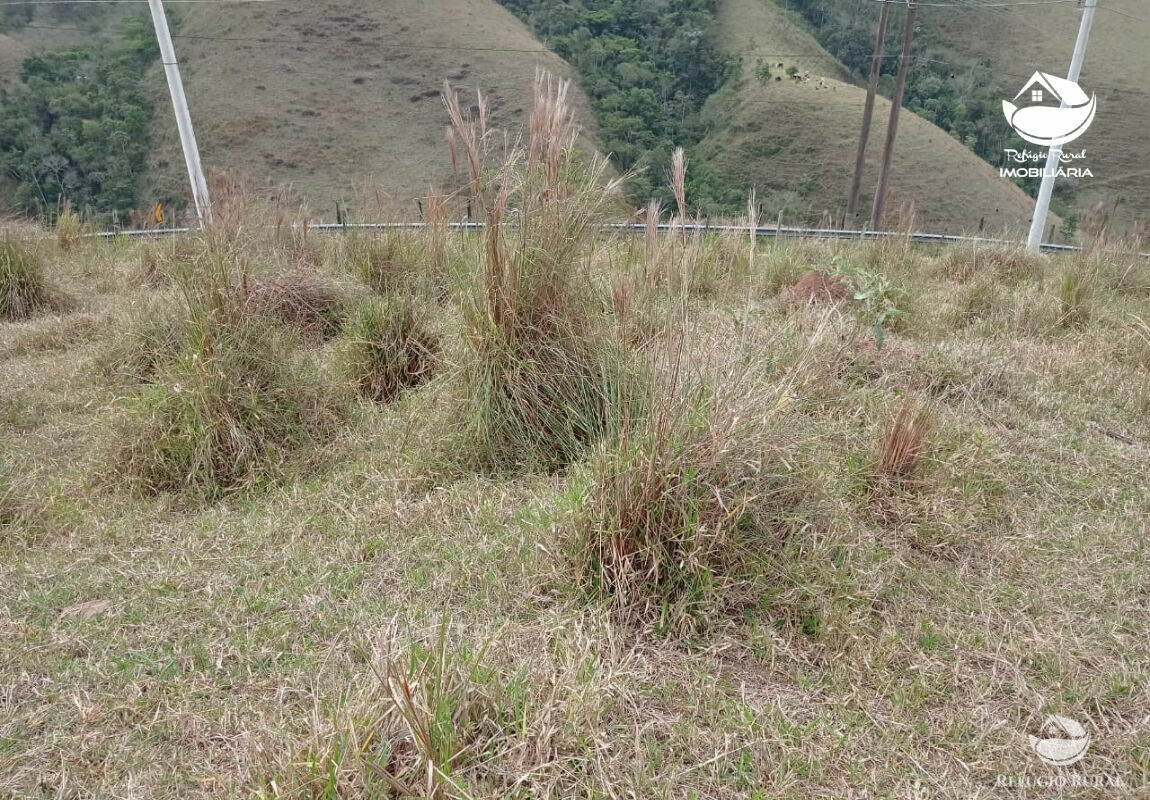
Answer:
[{"xmin": 1002, "ymin": 71, "xmax": 1097, "ymax": 146}]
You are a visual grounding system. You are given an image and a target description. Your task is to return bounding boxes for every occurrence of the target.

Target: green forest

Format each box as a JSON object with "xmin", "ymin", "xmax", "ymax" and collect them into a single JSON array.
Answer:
[
  {"xmin": 496, "ymin": 0, "xmax": 743, "ymax": 212},
  {"xmin": 0, "ymin": 15, "xmax": 158, "ymax": 222}
]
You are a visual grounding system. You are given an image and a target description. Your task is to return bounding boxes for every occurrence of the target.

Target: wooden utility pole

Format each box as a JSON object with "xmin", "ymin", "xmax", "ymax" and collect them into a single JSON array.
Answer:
[
  {"xmin": 845, "ymin": 0, "xmax": 890, "ymax": 226},
  {"xmin": 869, "ymin": 0, "xmax": 917, "ymax": 230}
]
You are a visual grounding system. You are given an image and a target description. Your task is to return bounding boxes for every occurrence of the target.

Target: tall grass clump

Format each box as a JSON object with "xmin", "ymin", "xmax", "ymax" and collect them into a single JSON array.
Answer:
[
  {"xmin": 1, "ymin": 239, "xmax": 55, "ymax": 321},
  {"xmin": 343, "ymin": 230, "xmax": 423, "ymax": 295},
  {"xmin": 1057, "ymin": 267, "xmax": 1091, "ymax": 329},
  {"xmin": 342, "ymin": 296, "xmax": 438, "ymax": 403},
  {"xmin": 97, "ymin": 294, "xmax": 189, "ymax": 383},
  {"xmin": 270, "ymin": 621, "xmax": 570, "ymax": 799},
  {"xmin": 115, "ymin": 246, "xmax": 340, "ymax": 499},
  {"xmin": 576, "ymin": 332, "xmax": 803, "ymax": 634},
  {"xmin": 936, "ymin": 243, "xmax": 1045, "ymax": 284},
  {"xmin": 54, "ymin": 199, "xmax": 84, "ymax": 252},
  {"xmin": 443, "ymin": 72, "xmax": 633, "ymax": 473}
]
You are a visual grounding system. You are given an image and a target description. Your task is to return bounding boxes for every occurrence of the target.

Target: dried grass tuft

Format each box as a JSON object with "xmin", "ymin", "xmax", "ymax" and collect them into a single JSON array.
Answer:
[
  {"xmin": 342, "ymin": 231, "xmax": 423, "ymax": 296},
  {"xmin": 576, "ymin": 333, "xmax": 803, "ymax": 634},
  {"xmin": 1057, "ymin": 268, "xmax": 1091, "ymax": 329},
  {"xmin": 113, "ymin": 248, "xmax": 341, "ymax": 499},
  {"xmin": 936, "ymin": 243, "xmax": 1045, "ymax": 284},
  {"xmin": 244, "ymin": 269, "xmax": 347, "ymax": 341},
  {"xmin": 97, "ymin": 294, "xmax": 189, "ymax": 384},
  {"xmin": 443, "ymin": 71, "xmax": 634, "ymax": 474},
  {"xmin": 870, "ymin": 395, "xmax": 936, "ymax": 487},
  {"xmin": 54, "ymin": 199, "xmax": 85, "ymax": 252},
  {"xmin": 783, "ymin": 270, "xmax": 853, "ymax": 307}
]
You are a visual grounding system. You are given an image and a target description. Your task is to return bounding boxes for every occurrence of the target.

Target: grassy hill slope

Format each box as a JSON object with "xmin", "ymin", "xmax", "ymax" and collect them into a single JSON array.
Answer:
[
  {"xmin": 142, "ymin": 0, "xmax": 597, "ymax": 219},
  {"xmin": 0, "ymin": 33, "xmax": 28, "ymax": 82},
  {"xmin": 916, "ymin": 0, "xmax": 1148, "ymax": 231},
  {"xmin": 1, "ymin": 8, "xmax": 135, "ymax": 87},
  {"xmin": 699, "ymin": 0, "xmax": 1042, "ymax": 234}
]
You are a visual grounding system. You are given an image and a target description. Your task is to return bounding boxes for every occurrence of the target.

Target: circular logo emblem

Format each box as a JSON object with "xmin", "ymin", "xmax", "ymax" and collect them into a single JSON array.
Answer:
[{"xmin": 1028, "ymin": 715, "xmax": 1091, "ymax": 767}]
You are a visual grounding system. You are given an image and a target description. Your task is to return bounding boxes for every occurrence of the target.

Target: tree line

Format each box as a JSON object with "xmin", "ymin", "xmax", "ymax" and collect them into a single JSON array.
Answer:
[
  {"xmin": 0, "ymin": 15, "xmax": 158, "ymax": 222},
  {"xmin": 496, "ymin": 0, "xmax": 744, "ymax": 213}
]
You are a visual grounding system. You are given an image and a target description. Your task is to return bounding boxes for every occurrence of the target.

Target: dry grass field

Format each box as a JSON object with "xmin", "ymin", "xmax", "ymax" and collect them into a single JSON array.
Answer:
[{"xmin": 2, "ymin": 82, "xmax": 1148, "ymax": 798}]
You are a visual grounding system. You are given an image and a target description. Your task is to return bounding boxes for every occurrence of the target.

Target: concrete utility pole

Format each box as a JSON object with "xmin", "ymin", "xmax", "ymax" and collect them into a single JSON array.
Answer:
[
  {"xmin": 1025, "ymin": 0, "xmax": 1097, "ymax": 251},
  {"xmin": 846, "ymin": 0, "xmax": 890, "ymax": 225},
  {"xmin": 147, "ymin": 0, "xmax": 212, "ymax": 228},
  {"xmin": 870, "ymin": 0, "xmax": 917, "ymax": 230}
]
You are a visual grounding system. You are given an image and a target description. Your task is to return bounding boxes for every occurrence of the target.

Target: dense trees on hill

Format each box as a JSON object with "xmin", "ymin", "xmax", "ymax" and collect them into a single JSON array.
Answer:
[
  {"xmin": 497, "ymin": 0, "xmax": 743, "ymax": 212},
  {"xmin": 0, "ymin": 16, "xmax": 157, "ymax": 220}
]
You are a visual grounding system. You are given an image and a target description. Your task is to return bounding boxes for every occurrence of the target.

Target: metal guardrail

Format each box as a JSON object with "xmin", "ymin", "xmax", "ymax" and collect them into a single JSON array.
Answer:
[{"xmin": 89, "ymin": 221, "xmax": 1146, "ymax": 256}]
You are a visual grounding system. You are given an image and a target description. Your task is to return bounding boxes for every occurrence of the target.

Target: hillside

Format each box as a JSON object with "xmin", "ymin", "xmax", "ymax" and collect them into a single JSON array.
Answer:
[
  {"xmin": 915, "ymin": 0, "xmax": 1149, "ymax": 231},
  {"xmin": 768, "ymin": 0, "xmax": 1149, "ymax": 234},
  {"xmin": 4, "ymin": 0, "xmax": 1137, "ymax": 232},
  {"xmin": 0, "ymin": 32, "xmax": 28, "ymax": 81},
  {"xmin": 143, "ymin": 0, "xmax": 599, "ymax": 219},
  {"xmin": 0, "ymin": 8, "xmax": 135, "ymax": 86},
  {"xmin": 0, "ymin": 2, "xmax": 598, "ymax": 222},
  {"xmin": 700, "ymin": 0, "xmax": 1043, "ymax": 234}
]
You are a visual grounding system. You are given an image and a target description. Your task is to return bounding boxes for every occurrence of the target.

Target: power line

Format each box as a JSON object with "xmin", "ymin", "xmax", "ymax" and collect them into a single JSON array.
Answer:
[{"xmin": 1096, "ymin": 4, "xmax": 1148, "ymax": 21}]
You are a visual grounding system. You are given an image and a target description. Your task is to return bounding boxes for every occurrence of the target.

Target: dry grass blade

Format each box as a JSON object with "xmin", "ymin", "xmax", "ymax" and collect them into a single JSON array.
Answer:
[
  {"xmin": 528, "ymin": 69, "xmax": 574, "ymax": 189},
  {"xmin": 870, "ymin": 395, "xmax": 936, "ymax": 486},
  {"xmin": 369, "ymin": 622, "xmax": 501, "ymax": 800},
  {"xmin": 643, "ymin": 199, "xmax": 661, "ymax": 283},
  {"xmin": 442, "ymin": 83, "xmax": 486, "ymax": 212},
  {"xmin": 671, "ymin": 147, "xmax": 687, "ymax": 246}
]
